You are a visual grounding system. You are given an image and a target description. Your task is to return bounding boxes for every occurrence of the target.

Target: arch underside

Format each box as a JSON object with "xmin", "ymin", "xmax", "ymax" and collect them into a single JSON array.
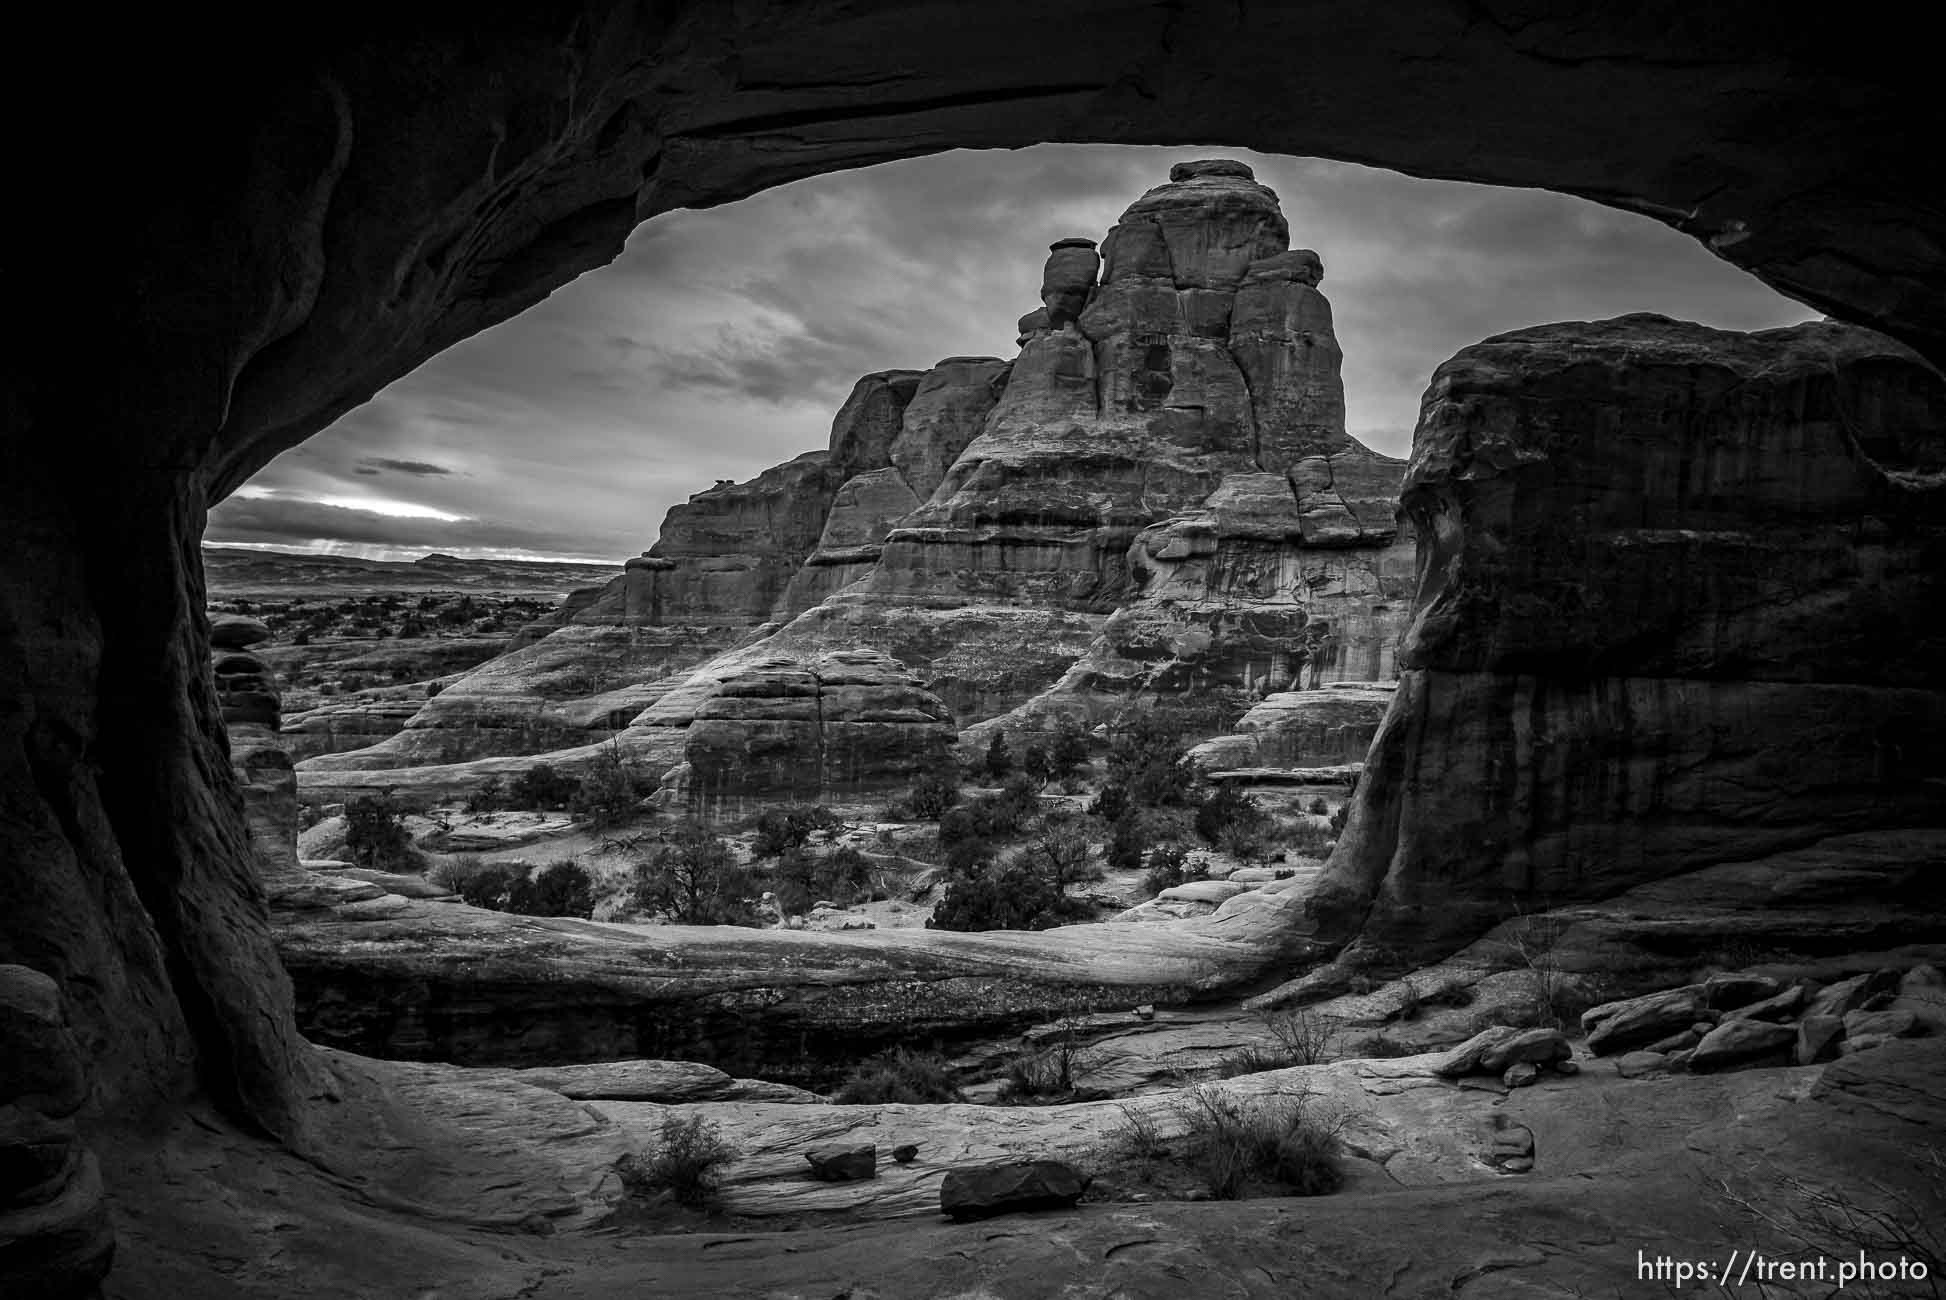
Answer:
[{"xmin": 4, "ymin": 0, "xmax": 1943, "ymax": 1170}]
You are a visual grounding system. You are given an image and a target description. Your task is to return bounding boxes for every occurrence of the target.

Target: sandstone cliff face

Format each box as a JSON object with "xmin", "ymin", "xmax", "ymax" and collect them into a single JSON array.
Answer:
[
  {"xmin": 1309, "ymin": 316, "xmax": 1946, "ymax": 961},
  {"xmin": 662, "ymin": 649, "xmax": 956, "ymax": 817},
  {"xmin": 1190, "ymin": 682, "xmax": 1397, "ymax": 773},
  {"xmin": 305, "ymin": 163, "xmax": 1412, "ymax": 806},
  {"xmin": 210, "ymin": 619, "xmax": 298, "ymax": 875}
]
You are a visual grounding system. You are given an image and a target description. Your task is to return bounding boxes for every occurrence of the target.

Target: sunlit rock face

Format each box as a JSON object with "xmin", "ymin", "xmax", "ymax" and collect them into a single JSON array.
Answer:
[{"xmin": 1309, "ymin": 315, "xmax": 1946, "ymax": 962}]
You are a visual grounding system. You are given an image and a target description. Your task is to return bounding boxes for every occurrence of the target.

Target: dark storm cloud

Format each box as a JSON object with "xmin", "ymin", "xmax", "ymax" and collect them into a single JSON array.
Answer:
[
  {"xmin": 235, "ymin": 144, "xmax": 1811, "ymax": 560},
  {"xmin": 355, "ymin": 457, "xmax": 454, "ymax": 477}
]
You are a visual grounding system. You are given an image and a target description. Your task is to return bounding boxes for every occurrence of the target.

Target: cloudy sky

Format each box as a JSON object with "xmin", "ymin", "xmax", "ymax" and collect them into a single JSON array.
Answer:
[{"xmin": 209, "ymin": 144, "xmax": 1813, "ymax": 563}]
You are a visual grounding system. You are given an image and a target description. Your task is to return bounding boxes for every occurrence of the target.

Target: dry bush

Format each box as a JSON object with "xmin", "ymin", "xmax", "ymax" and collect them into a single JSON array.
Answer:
[
  {"xmin": 615, "ymin": 1115, "xmax": 738, "ymax": 1211},
  {"xmin": 1218, "ymin": 1006, "xmax": 1336, "ymax": 1076},
  {"xmin": 1175, "ymin": 1086, "xmax": 1345, "ymax": 1199},
  {"xmin": 834, "ymin": 1047, "xmax": 962, "ymax": 1104}
]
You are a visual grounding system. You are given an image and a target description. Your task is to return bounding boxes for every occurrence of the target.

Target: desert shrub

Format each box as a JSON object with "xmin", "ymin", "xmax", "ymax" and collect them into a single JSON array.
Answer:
[
  {"xmin": 1194, "ymin": 783, "xmax": 1268, "ymax": 848},
  {"xmin": 1142, "ymin": 843, "xmax": 1191, "ymax": 896},
  {"xmin": 1506, "ymin": 906, "xmax": 1577, "ymax": 1029},
  {"xmin": 508, "ymin": 763, "xmax": 577, "ymax": 811},
  {"xmin": 895, "ymin": 765, "xmax": 960, "ymax": 820},
  {"xmin": 570, "ymin": 747, "xmax": 647, "ymax": 832},
  {"xmin": 751, "ymin": 804, "xmax": 838, "ymax": 859},
  {"xmin": 1047, "ymin": 717, "xmax": 1091, "ymax": 781},
  {"xmin": 1114, "ymin": 1104, "xmax": 1169, "ymax": 1162},
  {"xmin": 999, "ymin": 1021, "xmax": 1091, "ymax": 1102},
  {"xmin": 435, "ymin": 857, "xmax": 528, "ymax": 910},
  {"xmin": 939, "ymin": 778, "xmax": 1036, "ymax": 850},
  {"xmin": 463, "ymin": 775, "xmax": 505, "ymax": 814},
  {"xmin": 1217, "ymin": 1007, "xmax": 1334, "ymax": 1076},
  {"xmin": 1105, "ymin": 712, "xmax": 1199, "ymax": 807},
  {"xmin": 940, "ymin": 833, "xmax": 998, "ymax": 876},
  {"xmin": 1307, "ymin": 796, "xmax": 1329, "ymax": 816},
  {"xmin": 615, "ymin": 1115, "xmax": 737, "ymax": 1210},
  {"xmin": 1176, "ymin": 1087, "xmax": 1343, "ymax": 1199},
  {"xmin": 1021, "ymin": 742, "xmax": 1052, "ymax": 786},
  {"xmin": 927, "ymin": 860, "xmax": 1090, "ymax": 933},
  {"xmin": 1088, "ymin": 782, "xmax": 1130, "ymax": 823},
  {"xmin": 1106, "ymin": 808, "xmax": 1146, "ymax": 872},
  {"xmin": 1274, "ymin": 817, "xmax": 1334, "ymax": 859},
  {"xmin": 510, "ymin": 858, "xmax": 596, "ymax": 918},
  {"xmin": 982, "ymin": 732, "xmax": 1014, "ymax": 781},
  {"xmin": 1028, "ymin": 817, "xmax": 1100, "ymax": 887},
  {"xmin": 632, "ymin": 824, "xmax": 757, "ymax": 925},
  {"xmin": 1217, "ymin": 820, "xmax": 1276, "ymax": 864},
  {"xmin": 833, "ymin": 1047, "xmax": 962, "ymax": 1104},
  {"xmin": 344, "ymin": 793, "xmax": 412, "ymax": 870},
  {"xmin": 771, "ymin": 844, "xmax": 876, "ymax": 913}
]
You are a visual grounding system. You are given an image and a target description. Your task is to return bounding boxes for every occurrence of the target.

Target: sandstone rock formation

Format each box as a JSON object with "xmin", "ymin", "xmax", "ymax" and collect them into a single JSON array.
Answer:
[
  {"xmin": 1302, "ymin": 316, "xmax": 1946, "ymax": 964},
  {"xmin": 0, "ymin": 966, "xmax": 113, "ymax": 1297},
  {"xmin": 210, "ymin": 634, "xmax": 300, "ymax": 886},
  {"xmin": 9, "ymin": 12, "xmax": 1945, "ymax": 1295},
  {"xmin": 661, "ymin": 648, "xmax": 956, "ymax": 817},
  {"xmin": 304, "ymin": 161, "xmax": 1413, "ymax": 808},
  {"xmin": 1189, "ymin": 681, "xmax": 1395, "ymax": 773}
]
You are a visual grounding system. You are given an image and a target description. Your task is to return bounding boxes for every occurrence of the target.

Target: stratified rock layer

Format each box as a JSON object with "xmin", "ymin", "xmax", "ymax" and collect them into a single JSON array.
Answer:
[
  {"xmin": 1309, "ymin": 316, "xmax": 1946, "ymax": 960},
  {"xmin": 669, "ymin": 649, "xmax": 956, "ymax": 816},
  {"xmin": 303, "ymin": 164, "xmax": 1412, "ymax": 808}
]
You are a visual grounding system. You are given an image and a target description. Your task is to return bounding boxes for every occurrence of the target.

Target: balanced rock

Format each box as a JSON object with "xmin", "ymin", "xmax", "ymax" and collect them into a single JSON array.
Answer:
[{"xmin": 940, "ymin": 1160, "xmax": 1088, "ymax": 1222}]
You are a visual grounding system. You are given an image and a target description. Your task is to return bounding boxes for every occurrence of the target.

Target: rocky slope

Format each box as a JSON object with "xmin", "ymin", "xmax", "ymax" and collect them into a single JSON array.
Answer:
[{"xmin": 300, "ymin": 161, "xmax": 1413, "ymax": 808}]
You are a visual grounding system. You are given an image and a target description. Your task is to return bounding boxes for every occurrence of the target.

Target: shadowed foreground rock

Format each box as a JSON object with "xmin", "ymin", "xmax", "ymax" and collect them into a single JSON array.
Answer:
[
  {"xmin": 0, "ymin": 966, "xmax": 114, "ymax": 1299},
  {"xmin": 1303, "ymin": 316, "xmax": 1946, "ymax": 964},
  {"xmin": 940, "ymin": 1160, "xmax": 1088, "ymax": 1221}
]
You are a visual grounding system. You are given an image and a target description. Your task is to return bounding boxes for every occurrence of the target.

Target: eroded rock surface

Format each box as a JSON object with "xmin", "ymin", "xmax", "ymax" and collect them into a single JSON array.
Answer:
[
  {"xmin": 1304, "ymin": 316, "xmax": 1946, "ymax": 963},
  {"xmin": 303, "ymin": 163, "xmax": 1413, "ymax": 809}
]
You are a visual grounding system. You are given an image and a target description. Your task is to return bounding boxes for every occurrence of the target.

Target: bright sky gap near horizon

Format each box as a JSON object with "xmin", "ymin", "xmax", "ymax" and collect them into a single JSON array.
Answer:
[{"xmin": 207, "ymin": 143, "xmax": 1814, "ymax": 565}]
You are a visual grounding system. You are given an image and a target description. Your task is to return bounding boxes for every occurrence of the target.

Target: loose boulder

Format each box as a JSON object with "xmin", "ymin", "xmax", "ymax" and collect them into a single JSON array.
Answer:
[
  {"xmin": 1584, "ymin": 988, "xmax": 1708, "ymax": 1056},
  {"xmin": 941, "ymin": 1160, "xmax": 1088, "ymax": 1221},
  {"xmin": 806, "ymin": 1144, "xmax": 878, "ymax": 1182},
  {"xmin": 1690, "ymin": 1019, "xmax": 1796, "ymax": 1072}
]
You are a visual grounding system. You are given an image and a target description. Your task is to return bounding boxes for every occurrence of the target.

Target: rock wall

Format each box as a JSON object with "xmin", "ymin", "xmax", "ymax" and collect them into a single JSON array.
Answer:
[
  {"xmin": 1308, "ymin": 316, "xmax": 1946, "ymax": 961},
  {"xmin": 1190, "ymin": 682, "xmax": 1397, "ymax": 772},
  {"xmin": 210, "ymin": 617, "xmax": 300, "ymax": 885},
  {"xmin": 666, "ymin": 649, "xmax": 956, "ymax": 818}
]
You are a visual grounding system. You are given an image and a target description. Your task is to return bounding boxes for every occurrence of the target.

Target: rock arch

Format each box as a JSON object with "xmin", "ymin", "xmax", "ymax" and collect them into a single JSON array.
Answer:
[{"xmin": 5, "ymin": 0, "xmax": 1941, "ymax": 1168}]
